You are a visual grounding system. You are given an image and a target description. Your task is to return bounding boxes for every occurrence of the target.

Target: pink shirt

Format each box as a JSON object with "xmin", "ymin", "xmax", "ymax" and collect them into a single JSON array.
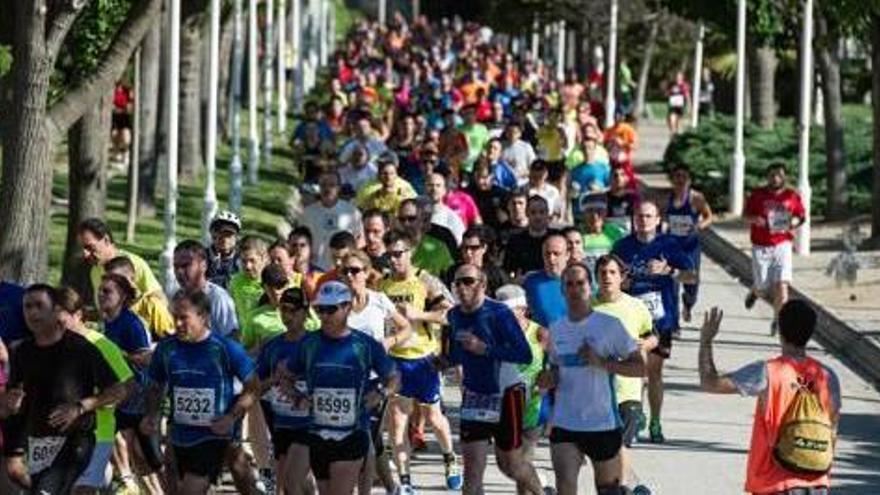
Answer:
[{"xmin": 444, "ymin": 190, "xmax": 481, "ymax": 228}]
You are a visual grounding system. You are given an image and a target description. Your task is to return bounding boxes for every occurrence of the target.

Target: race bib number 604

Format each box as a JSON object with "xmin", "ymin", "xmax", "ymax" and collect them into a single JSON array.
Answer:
[
  {"xmin": 28, "ymin": 436, "xmax": 66, "ymax": 474},
  {"xmin": 173, "ymin": 387, "xmax": 216, "ymax": 426}
]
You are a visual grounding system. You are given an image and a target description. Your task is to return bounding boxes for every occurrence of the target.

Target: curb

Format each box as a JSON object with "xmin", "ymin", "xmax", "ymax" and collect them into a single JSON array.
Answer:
[{"xmin": 700, "ymin": 228, "xmax": 880, "ymax": 389}]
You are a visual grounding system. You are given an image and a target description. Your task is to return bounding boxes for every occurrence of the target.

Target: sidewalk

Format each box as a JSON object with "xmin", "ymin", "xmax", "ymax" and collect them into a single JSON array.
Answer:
[{"xmin": 635, "ymin": 119, "xmax": 880, "ymax": 387}]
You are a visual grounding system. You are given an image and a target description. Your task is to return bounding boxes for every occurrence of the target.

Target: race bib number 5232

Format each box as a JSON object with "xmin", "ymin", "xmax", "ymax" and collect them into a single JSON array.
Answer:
[{"xmin": 173, "ymin": 387, "xmax": 216, "ymax": 426}]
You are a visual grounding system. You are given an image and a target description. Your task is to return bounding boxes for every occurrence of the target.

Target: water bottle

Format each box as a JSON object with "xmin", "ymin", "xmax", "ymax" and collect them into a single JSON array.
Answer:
[{"xmin": 632, "ymin": 484, "xmax": 652, "ymax": 495}]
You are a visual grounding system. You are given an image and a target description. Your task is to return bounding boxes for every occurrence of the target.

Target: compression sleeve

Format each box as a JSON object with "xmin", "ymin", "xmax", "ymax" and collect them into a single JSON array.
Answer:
[{"xmin": 486, "ymin": 306, "xmax": 533, "ymax": 365}]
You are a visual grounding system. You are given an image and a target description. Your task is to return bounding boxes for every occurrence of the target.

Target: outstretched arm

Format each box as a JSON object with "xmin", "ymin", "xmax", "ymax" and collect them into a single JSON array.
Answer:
[{"xmin": 698, "ymin": 308, "xmax": 739, "ymax": 394}]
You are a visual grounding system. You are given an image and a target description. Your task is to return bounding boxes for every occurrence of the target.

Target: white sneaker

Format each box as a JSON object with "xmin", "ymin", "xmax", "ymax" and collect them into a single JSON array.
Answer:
[{"xmin": 394, "ymin": 484, "xmax": 416, "ymax": 495}]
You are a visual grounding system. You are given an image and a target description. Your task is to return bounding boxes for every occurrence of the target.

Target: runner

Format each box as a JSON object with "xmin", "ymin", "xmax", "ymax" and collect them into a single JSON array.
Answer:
[
  {"xmin": 141, "ymin": 290, "xmax": 261, "ymax": 494},
  {"xmin": 665, "ymin": 164, "xmax": 713, "ymax": 323},
  {"xmin": 56, "ymin": 286, "xmax": 136, "ymax": 495},
  {"xmin": 743, "ymin": 163, "xmax": 806, "ymax": 335},
  {"xmin": 612, "ymin": 201, "xmax": 697, "ymax": 443},
  {"xmin": 580, "ymin": 195, "xmax": 627, "ymax": 280},
  {"xmin": 538, "ymin": 264, "xmax": 645, "ymax": 495},
  {"xmin": 379, "ymin": 229, "xmax": 462, "ymax": 493},
  {"xmin": 341, "ymin": 250, "xmax": 412, "ymax": 494},
  {"xmin": 206, "ymin": 210, "xmax": 242, "ymax": 289},
  {"xmin": 443, "ymin": 226, "xmax": 508, "ymax": 297},
  {"xmin": 105, "ymin": 256, "xmax": 175, "ymax": 340},
  {"xmin": 445, "ymin": 265, "xmax": 544, "ymax": 495},
  {"xmin": 666, "ymin": 72, "xmax": 690, "ymax": 135},
  {"xmin": 504, "ymin": 195, "xmax": 556, "ymax": 278},
  {"xmin": 283, "ymin": 281, "xmax": 400, "ymax": 495},
  {"xmin": 2, "ymin": 284, "xmax": 129, "ymax": 494},
  {"xmin": 229, "ymin": 236, "xmax": 270, "ymax": 324},
  {"xmin": 699, "ymin": 301, "xmax": 840, "ymax": 495},
  {"xmin": 256, "ymin": 287, "xmax": 317, "ymax": 495},
  {"xmin": 605, "ymin": 166, "xmax": 639, "ymax": 234},
  {"xmin": 301, "ymin": 170, "xmax": 364, "ymax": 271},
  {"xmin": 174, "ymin": 239, "xmax": 240, "ymax": 339},
  {"xmin": 523, "ymin": 234, "xmax": 570, "ymax": 328}
]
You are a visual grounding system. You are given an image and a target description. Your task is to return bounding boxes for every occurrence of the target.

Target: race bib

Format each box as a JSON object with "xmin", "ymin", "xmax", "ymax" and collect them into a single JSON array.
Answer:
[
  {"xmin": 767, "ymin": 208, "xmax": 791, "ymax": 233},
  {"xmin": 28, "ymin": 436, "xmax": 65, "ymax": 474},
  {"xmin": 173, "ymin": 387, "xmax": 216, "ymax": 426},
  {"xmin": 668, "ymin": 94, "xmax": 685, "ymax": 108},
  {"xmin": 460, "ymin": 388, "xmax": 502, "ymax": 424},
  {"xmin": 312, "ymin": 388, "xmax": 356, "ymax": 428},
  {"xmin": 668, "ymin": 214, "xmax": 695, "ymax": 237},
  {"xmin": 271, "ymin": 382, "xmax": 310, "ymax": 418},
  {"xmin": 637, "ymin": 291, "xmax": 666, "ymax": 321}
]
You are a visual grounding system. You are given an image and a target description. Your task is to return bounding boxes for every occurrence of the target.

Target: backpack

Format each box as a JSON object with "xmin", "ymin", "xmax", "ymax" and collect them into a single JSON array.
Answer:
[{"xmin": 773, "ymin": 375, "xmax": 834, "ymax": 474}]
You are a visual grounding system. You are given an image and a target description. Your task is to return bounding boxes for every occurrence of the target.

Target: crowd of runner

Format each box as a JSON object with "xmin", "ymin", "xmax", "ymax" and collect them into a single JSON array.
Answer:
[{"xmin": 0, "ymin": 12, "xmax": 840, "ymax": 495}]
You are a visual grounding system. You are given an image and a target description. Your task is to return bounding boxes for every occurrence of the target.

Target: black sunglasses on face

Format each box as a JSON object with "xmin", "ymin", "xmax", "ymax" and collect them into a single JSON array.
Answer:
[
  {"xmin": 389, "ymin": 249, "xmax": 409, "ymax": 258},
  {"xmin": 343, "ymin": 266, "xmax": 365, "ymax": 276},
  {"xmin": 315, "ymin": 305, "xmax": 342, "ymax": 315},
  {"xmin": 461, "ymin": 244, "xmax": 483, "ymax": 252},
  {"xmin": 454, "ymin": 276, "xmax": 480, "ymax": 287},
  {"xmin": 398, "ymin": 215, "xmax": 419, "ymax": 223}
]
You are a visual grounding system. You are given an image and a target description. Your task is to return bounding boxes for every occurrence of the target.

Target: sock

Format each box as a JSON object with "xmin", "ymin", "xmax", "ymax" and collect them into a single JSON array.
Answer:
[
  {"xmin": 443, "ymin": 452, "xmax": 456, "ymax": 465},
  {"xmin": 400, "ymin": 474, "xmax": 411, "ymax": 486}
]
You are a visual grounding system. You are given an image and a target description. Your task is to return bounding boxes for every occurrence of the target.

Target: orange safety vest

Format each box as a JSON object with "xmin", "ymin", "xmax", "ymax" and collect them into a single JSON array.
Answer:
[{"xmin": 745, "ymin": 356, "xmax": 833, "ymax": 494}]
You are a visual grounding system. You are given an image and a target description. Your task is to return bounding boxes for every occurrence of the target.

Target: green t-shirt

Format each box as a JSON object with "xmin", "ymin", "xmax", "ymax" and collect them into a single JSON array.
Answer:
[
  {"xmin": 518, "ymin": 320, "xmax": 546, "ymax": 430},
  {"xmin": 229, "ymin": 272, "xmax": 264, "ymax": 324},
  {"xmin": 82, "ymin": 328, "xmax": 134, "ymax": 442},
  {"xmin": 241, "ymin": 304, "xmax": 286, "ymax": 351},
  {"xmin": 582, "ymin": 224, "xmax": 625, "ymax": 271},
  {"xmin": 460, "ymin": 123, "xmax": 489, "ymax": 173},
  {"xmin": 412, "ymin": 236, "xmax": 455, "ymax": 278},
  {"xmin": 90, "ymin": 249, "xmax": 163, "ymax": 307},
  {"xmin": 592, "ymin": 294, "xmax": 653, "ymax": 404}
]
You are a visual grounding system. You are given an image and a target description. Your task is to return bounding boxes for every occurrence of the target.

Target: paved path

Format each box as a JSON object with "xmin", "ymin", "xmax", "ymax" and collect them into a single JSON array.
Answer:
[{"xmin": 400, "ymin": 120, "xmax": 880, "ymax": 494}]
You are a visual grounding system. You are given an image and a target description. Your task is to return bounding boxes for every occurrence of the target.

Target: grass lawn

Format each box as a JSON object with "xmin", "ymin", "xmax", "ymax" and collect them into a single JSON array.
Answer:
[{"xmin": 48, "ymin": 111, "xmax": 300, "ymax": 285}]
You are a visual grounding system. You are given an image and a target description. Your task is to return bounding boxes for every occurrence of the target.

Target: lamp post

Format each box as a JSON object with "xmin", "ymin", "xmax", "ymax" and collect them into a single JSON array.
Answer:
[
  {"xmin": 691, "ymin": 22, "xmax": 705, "ymax": 129},
  {"xmin": 277, "ymin": 0, "xmax": 287, "ymax": 134},
  {"xmin": 161, "ymin": 0, "xmax": 181, "ymax": 296},
  {"xmin": 731, "ymin": 0, "xmax": 747, "ymax": 215},
  {"xmin": 202, "ymin": 0, "xmax": 221, "ymax": 243},
  {"xmin": 796, "ymin": 0, "xmax": 814, "ymax": 255},
  {"xmin": 229, "ymin": 0, "xmax": 244, "ymax": 212},
  {"xmin": 247, "ymin": 0, "xmax": 260, "ymax": 184},
  {"xmin": 604, "ymin": 0, "xmax": 619, "ymax": 128}
]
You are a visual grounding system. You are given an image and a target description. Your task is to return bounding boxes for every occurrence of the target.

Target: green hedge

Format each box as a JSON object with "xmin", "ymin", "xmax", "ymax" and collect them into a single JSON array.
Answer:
[{"xmin": 662, "ymin": 108, "xmax": 873, "ymax": 216}]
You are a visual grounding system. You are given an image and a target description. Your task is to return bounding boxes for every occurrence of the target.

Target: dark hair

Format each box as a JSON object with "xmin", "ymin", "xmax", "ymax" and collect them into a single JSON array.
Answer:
[
  {"xmin": 671, "ymin": 163, "xmax": 691, "ymax": 175},
  {"xmin": 508, "ymin": 188, "xmax": 529, "ymax": 203},
  {"xmin": 595, "ymin": 254, "xmax": 628, "ymax": 276},
  {"xmin": 362, "ymin": 208, "xmax": 390, "ymax": 227},
  {"xmin": 530, "ymin": 159, "xmax": 548, "ymax": 171},
  {"xmin": 280, "ymin": 287, "xmax": 309, "ymax": 309},
  {"xmin": 765, "ymin": 161, "xmax": 787, "ymax": 175},
  {"xmin": 778, "ymin": 299, "xmax": 816, "ymax": 348},
  {"xmin": 24, "ymin": 283, "xmax": 59, "ymax": 306},
  {"xmin": 55, "ymin": 286, "xmax": 86, "ymax": 315},
  {"xmin": 174, "ymin": 239, "xmax": 208, "ymax": 261},
  {"xmin": 100, "ymin": 273, "xmax": 137, "ymax": 306},
  {"xmin": 562, "ymin": 261, "xmax": 594, "ymax": 287},
  {"xmin": 261, "ymin": 263, "xmax": 289, "ymax": 289},
  {"xmin": 171, "ymin": 290, "xmax": 212, "ymax": 318},
  {"xmin": 398, "ymin": 198, "xmax": 421, "ymax": 213},
  {"xmin": 329, "ymin": 231, "xmax": 357, "ymax": 250},
  {"xmin": 383, "ymin": 229, "xmax": 415, "ymax": 248},
  {"xmin": 269, "ymin": 239, "xmax": 291, "ymax": 254},
  {"xmin": 527, "ymin": 194, "xmax": 549, "ymax": 210},
  {"xmin": 105, "ymin": 256, "xmax": 136, "ymax": 274},
  {"xmin": 77, "ymin": 218, "xmax": 113, "ymax": 243},
  {"xmin": 288, "ymin": 226, "xmax": 313, "ymax": 245},
  {"xmin": 560, "ymin": 226, "xmax": 581, "ymax": 239},
  {"xmin": 462, "ymin": 225, "xmax": 489, "ymax": 246}
]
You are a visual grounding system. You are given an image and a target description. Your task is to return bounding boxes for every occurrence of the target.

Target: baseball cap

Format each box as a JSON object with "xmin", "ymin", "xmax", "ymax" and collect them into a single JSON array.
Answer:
[
  {"xmin": 314, "ymin": 281, "xmax": 352, "ymax": 306},
  {"xmin": 496, "ymin": 284, "xmax": 527, "ymax": 310},
  {"xmin": 580, "ymin": 193, "xmax": 608, "ymax": 212},
  {"xmin": 280, "ymin": 287, "xmax": 309, "ymax": 309}
]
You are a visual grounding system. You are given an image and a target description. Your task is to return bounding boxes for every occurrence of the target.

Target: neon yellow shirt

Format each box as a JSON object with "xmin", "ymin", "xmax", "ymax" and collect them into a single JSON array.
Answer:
[
  {"xmin": 592, "ymin": 293, "xmax": 653, "ymax": 404},
  {"xmin": 130, "ymin": 291, "xmax": 175, "ymax": 338},
  {"xmin": 355, "ymin": 178, "xmax": 417, "ymax": 215},
  {"xmin": 229, "ymin": 272, "xmax": 266, "ymax": 324},
  {"xmin": 90, "ymin": 249, "xmax": 163, "ymax": 307},
  {"xmin": 380, "ymin": 272, "xmax": 433, "ymax": 359},
  {"xmin": 81, "ymin": 328, "xmax": 134, "ymax": 442}
]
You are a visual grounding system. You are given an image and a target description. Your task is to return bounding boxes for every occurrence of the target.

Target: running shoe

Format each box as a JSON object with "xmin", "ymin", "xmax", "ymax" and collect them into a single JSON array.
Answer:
[
  {"xmin": 445, "ymin": 457, "xmax": 463, "ymax": 490},
  {"xmin": 649, "ymin": 418, "xmax": 665, "ymax": 444},
  {"xmin": 744, "ymin": 292, "xmax": 757, "ymax": 310},
  {"xmin": 394, "ymin": 484, "xmax": 416, "ymax": 495}
]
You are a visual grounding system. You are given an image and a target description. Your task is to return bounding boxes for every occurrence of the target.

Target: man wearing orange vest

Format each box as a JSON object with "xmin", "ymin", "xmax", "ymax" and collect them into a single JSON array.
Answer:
[{"xmin": 698, "ymin": 300, "xmax": 841, "ymax": 495}]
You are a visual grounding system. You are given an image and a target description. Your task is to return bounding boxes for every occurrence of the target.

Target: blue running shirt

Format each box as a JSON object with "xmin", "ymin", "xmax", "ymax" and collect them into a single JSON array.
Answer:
[
  {"xmin": 522, "ymin": 270, "xmax": 568, "ymax": 328},
  {"xmin": 257, "ymin": 334, "xmax": 311, "ymax": 431},
  {"xmin": 148, "ymin": 333, "xmax": 256, "ymax": 446},
  {"xmin": 103, "ymin": 308, "xmax": 152, "ymax": 415},
  {"xmin": 612, "ymin": 234, "xmax": 694, "ymax": 333},
  {"xmin": 286, "ymin": 330, "xmax": 395, "ymax": 440}
]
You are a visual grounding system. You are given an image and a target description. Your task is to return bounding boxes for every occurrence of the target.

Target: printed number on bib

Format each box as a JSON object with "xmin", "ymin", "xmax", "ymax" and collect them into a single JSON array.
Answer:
[
  {"xmin": 668, "ymin": 94, "xmax": 685, "ymax": 108},
  {"xmin": 637, "ymin": 292, "xmax": 666, "ymax": 321},
  {"xmin": 173, "ymin": 387, "xmax": 216, "ymax": 426},
  {"xmin": 27, "ymin": 436, "xmax": 65, "ymax": 474},
  {"xmin": 460, "ymin": 388, "xmax": 502, "ymax": 423},
  {"xmin": 272, "ymin": 382, "xmax": 309, "ymax": 418},
  {"xmin": 668, "ymin": 215, "xmax": 694, "ymax": 237},
  {"xmin": 768, "ymin": 209, "xmax": 791, "ymax": 233},
  {"xmin": 313, "ymin": 388, "xmax": 356, "ymax": 428}
]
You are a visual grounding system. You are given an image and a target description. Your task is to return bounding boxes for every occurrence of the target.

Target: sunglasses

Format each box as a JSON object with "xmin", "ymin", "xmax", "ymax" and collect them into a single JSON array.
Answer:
[
  {"xmin": 315, "ymin": 305, "xmax": 342, "ymax": 315},
  {"xmin": 398, "ymin": 215, "xmax": 419, "ymax": 223},
  {"xmin": 454, "ymin": 276, "xmax": 480, "ymax": 287},
  {"xmin": 342, "ymin": 266, "xmax": 365, "ymax": 276},
  {"xmin": 280, "ymin": 303, "xmax": 308, "ymax": 313},
  {"xmin": 461, "ymin": 243, "xmax": 483, "ymax": 252},
  {"xmin": 388, "ymin": 249, "xmax": 409, "ymax": 258}
]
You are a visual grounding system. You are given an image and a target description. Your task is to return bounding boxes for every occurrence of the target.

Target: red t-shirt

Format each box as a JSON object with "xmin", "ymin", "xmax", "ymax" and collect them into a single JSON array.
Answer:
[{"xmin": 745, "ymin": 187, "xmax": 805, "ymax": 246}]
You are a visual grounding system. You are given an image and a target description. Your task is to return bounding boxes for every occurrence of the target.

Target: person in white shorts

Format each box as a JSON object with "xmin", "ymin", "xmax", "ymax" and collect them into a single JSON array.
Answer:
[{"xmin": 743, "ymin": 163, "xmax": 806, "ymax": 334}]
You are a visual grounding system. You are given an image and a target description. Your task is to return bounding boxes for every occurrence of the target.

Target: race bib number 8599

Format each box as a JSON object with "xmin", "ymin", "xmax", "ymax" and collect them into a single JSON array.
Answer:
[{"xmin": 313, "ymin": 388, "xmax": 356, "ymax": 428}]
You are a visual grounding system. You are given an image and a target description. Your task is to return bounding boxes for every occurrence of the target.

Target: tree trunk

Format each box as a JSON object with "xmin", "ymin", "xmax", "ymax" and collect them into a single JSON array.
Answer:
[
  {"xmin": 871, "ymin": 13, "xmax": 880, "ymax": 244},
  {"xmin": 218, "ymin": 7, "xmax": 235, "ymax": 139},
  {"xmin": 0, "ymin": 2, "xmax": 54, "ymax": 282},
  {"xmin": 138, "ymin": 17, "xmax": 161, "ymax": 216},
  {"xmin": 635, "ymin": 13, "xmax": 659, "ymax": 119},
  {"xmin": 179, "ymin": 1, "xmax": 209, "ymax": 181},
  {"xmin": 749, "ymin": 42, "xmax": 778, "ymax": 129},
  {"xmin": 62, "ymin": 93, "xmax": 112, "ymax": 297},
  {"xmin": 815, "ymin": 12, "xmax": 847, "ymax": 219}
]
